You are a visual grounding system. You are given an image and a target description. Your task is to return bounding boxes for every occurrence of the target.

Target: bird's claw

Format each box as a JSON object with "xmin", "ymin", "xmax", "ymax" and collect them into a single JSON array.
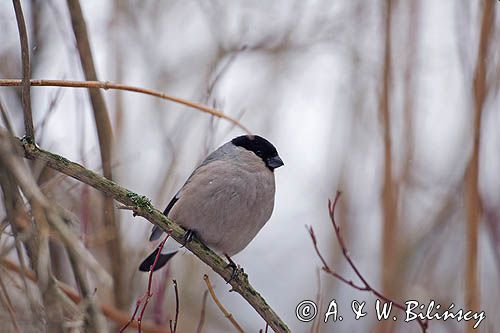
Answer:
[
  {"xmin": 181, "ymin": 229, "xmax": 196, "ymax": 247},
  {"xmin": 225, "ymin": 254, "xmax": 244, "ymax": 284}
]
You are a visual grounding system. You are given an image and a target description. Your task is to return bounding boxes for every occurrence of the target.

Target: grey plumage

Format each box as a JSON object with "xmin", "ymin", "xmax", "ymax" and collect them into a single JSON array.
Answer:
[{"xmin": 139, "ymin": 135, "xmax": 283, "ymax": 272}]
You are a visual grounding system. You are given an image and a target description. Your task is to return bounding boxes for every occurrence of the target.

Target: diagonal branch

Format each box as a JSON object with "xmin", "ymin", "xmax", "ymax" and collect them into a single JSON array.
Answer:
[
  {"xmin": 12, "ymin": 0, "xmax": 34, "ymax": 141},
  {"xmin": 0, "ymin": 79, "xmax": 252, "ymax": 134},
  {"xmin": 204, "ymin": 274, "xmax": 244, "ymax": 333},
  {"xmin": 11, "ymin": 134, "xmax": 289, "ymax": 333}
]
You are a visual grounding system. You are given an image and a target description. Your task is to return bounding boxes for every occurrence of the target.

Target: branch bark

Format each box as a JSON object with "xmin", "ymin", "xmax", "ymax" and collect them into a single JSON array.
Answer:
[{"xmin": 12, "ymin": 0, "xmax": 34, "ymax": 141}]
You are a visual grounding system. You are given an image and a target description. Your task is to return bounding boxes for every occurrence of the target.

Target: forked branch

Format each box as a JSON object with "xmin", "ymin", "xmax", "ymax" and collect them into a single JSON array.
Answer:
[{"xmin": 308, "ymin": 192, "xmax": 428, "ymax": 332}]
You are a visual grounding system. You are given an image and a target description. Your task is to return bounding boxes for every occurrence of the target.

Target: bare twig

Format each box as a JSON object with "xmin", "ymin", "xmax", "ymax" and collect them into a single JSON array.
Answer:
[
  {"xmin": 120, "ymin": 232, "xmax": 172, "ymax": 333},
  {"xmin": 13, "ymin": 135, "xmax": 289, "ymax": 332},
  {"xmin": 12, "ymin": 0, "xmax": 34, "ymax": 141},
  {"xmin": 139, "ymin": 234, "xmax": 171, "ymax": 332},
  {"xmin": 196, "ymin": 290, "xmax": 209, "ymax": 333},
  {"xmin": 379, "ymin": 3, "xmax": 398, "ymax": 321},
  {"xmin": 308, "ymin": 192, "xmax": 428, "ymax": 332},
  {"xmin": 464, "ymin": 2, "xmax": 494, "ymax": 331},
  {"xmin": 0, "ymin": 79, "xmax": 252, "ymax": 134},
  {"xmin": 119, "ymin": 298, "xmax": 143, "ymax": 333},
  {"xmin": 169, "ymin": 280, "xmax": 179, "ymax": 333},
  {"xmin": 203, "ymin": 274, "xmax": 244, "ymax": 333}
]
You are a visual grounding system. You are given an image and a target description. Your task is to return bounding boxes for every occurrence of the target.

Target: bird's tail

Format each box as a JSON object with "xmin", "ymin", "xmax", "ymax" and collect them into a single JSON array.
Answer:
[{"xmin": 138, "ymin": 241, "xmax": 179, "ymax": 272}]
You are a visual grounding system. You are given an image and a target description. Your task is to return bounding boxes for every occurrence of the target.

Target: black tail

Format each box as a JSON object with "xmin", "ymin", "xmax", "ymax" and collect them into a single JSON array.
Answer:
[{"xmin": 139, "ymin": 248, "xmax": 177, "ymax": 272}]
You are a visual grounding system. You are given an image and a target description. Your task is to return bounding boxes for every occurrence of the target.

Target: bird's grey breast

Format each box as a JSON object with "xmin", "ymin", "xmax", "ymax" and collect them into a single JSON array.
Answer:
[{"xmin": 168, "ymin": 148, "xmax": 276, "ymax": 256}]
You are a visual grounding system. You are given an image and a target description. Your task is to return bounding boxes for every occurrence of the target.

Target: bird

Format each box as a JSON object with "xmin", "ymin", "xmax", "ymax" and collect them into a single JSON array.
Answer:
[{"xmin": 139, "ymin": 134, "xmax": 284, "ymax": 272}]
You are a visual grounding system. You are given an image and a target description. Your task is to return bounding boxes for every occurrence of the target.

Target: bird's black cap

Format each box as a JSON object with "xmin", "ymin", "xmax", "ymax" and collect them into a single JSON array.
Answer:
[{"xmin": 232, "ymin": 135, "xmax": 284, "ymax": 170}]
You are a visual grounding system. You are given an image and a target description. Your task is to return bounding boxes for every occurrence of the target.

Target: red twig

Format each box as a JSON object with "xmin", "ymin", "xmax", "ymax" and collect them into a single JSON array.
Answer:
[
  {"xmin": 308, "ymin": 191, "xmax": 428, "ymax": 332},
  {"xmin": 120, "ymin": 230, "xmax": 173, "ymax": 333},
  {"xmin": 169, "ymin": 280, "xmax": 179, "ymax": 333}
]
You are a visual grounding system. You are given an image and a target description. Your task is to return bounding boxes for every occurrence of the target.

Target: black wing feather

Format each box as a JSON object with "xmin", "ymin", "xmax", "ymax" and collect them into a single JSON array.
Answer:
[{"xmin": 149, "ymin": 196, "xmax": 179, "ymax": 241}]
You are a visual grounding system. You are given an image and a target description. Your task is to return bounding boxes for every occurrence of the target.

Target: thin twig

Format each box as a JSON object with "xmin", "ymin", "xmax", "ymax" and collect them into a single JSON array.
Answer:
[
  {"xmin": 307, "ymin": 227, "xmax": 367, "ymax": 291},
  {"xmin": 203, "ymin": 274, "xmax": 244, "ymax": 333},
  {"xmin": 196, "ymin": 291, "xmax": 209, "ymax": 333},
  {"xmin": 308, "ymin": 191, "xmax": 428, "ymax": 332},
  {"xmin": 379, "ymin": 5, "xmax": 398, "ymax": 329},
  {"xmin": 120, "ymin": 232, "xmax": 172, "ymax": 333},
  {"xmin": 465, "ymin": 3, "xmax": 493, "ymax": 330},
  {"xmin": 169, "ymin": 280, "xmax": 179, "ymax": 333},
  {"xmin": 0, "ymin": 79, "xmax": 252, "ymax": 134},
  {"xmin": 119, "ymin": 298, "xmax": 143, "ymax": 333},
  {"xmin": 12, "ymin": 0, "xmax": 34, "ymax": 141}
]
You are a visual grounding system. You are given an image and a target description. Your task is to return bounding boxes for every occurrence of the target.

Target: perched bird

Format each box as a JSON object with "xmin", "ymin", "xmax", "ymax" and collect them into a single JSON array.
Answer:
[{"xmin": 139, "ymin": 134, "xmax": 284, "ymax": 272}]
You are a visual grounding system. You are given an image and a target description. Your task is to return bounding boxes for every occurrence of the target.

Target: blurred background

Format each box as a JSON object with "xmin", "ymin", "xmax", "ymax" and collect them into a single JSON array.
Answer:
[{"xmin": 0, "ymin": 0, "xmax": 499, "ymax": 332}]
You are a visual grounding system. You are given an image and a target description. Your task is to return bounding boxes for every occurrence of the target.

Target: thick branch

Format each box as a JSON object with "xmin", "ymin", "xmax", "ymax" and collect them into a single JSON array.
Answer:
[
  {"xmin": 12, "ymin": 0, "xmax": 34, "ymax": 140},
  {"xmin": 17, "ymin": 138, "xmax": 289, "ymax": 333},
  {"xmin": 65, "ymin": 0, "xmax": 124, "ymax": 309}
]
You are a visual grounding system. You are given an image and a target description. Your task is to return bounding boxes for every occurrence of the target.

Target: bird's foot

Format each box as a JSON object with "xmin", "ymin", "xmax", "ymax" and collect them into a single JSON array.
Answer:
[
  {"xmin": 181, "ymin": 229, "xmax": 197, "ymax": 247},
  {"xmin": 224, "ymin": 254, "xmax": 244, "ymax": 284}
]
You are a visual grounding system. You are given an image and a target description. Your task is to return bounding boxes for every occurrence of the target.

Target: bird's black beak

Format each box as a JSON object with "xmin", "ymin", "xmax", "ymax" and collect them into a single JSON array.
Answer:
[{"xmin": 267, "ymin": 155, "xmax": 284, "ymax": 169}]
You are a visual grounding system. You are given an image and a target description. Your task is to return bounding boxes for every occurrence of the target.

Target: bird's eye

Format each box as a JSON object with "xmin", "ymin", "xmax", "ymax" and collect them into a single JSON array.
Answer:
[{"xmin": 256, "ymin": 150, "xmax": 262, "ymax": 156}]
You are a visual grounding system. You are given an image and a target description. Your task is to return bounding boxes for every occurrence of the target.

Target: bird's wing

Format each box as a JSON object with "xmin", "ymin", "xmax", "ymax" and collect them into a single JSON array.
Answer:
[
  {"xmin": 148, "ymin": 151, "xmax": 225, "ymax": 242},
  {"xmin": 148, "ymin": 195, "xmax": 178, "ymax": 241}
]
